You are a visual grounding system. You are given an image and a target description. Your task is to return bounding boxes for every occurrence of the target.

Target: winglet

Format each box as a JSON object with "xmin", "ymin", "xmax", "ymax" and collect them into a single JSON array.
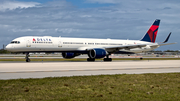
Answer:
[{"xmin": 163, "ymin": 32, "xmax": 172, "ymax": 43}]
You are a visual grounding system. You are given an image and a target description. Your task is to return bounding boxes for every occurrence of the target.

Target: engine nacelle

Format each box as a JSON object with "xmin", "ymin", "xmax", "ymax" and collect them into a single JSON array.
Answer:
[
  {"xmin": 88, "ymin": 48, "xmax": 107, "ymax": 59},
  {"xmin": 62, "ymin": 52, "xmax": 77, "ymax": 59}
]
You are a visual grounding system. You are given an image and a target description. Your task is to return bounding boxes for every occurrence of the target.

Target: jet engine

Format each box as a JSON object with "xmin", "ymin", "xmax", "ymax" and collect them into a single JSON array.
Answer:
[
  {"xmin": 62, "ymin": 52, "xmax": 80, "ymax": 59},
  {"xmin": 88, "ymin": 48, "xmax": 107, "ymax": 59}
]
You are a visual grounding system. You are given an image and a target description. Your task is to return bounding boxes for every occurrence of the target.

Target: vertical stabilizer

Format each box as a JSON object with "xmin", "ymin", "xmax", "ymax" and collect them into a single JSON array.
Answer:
[{"xmin": 140, "ymin": 19, "xmax": 160, "ymax": 43}]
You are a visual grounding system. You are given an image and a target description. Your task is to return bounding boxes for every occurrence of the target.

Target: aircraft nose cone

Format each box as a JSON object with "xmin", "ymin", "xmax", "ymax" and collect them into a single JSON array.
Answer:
[{"xmin": 5, "ymin": 44, "xmax": 11, "ymax": 51}]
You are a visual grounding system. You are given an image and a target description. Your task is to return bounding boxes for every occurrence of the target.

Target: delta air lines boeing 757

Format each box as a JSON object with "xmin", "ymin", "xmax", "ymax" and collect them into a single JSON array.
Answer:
[{"xmin": 6, "ymin": 19, "xmax": 175, "ymax": 62}]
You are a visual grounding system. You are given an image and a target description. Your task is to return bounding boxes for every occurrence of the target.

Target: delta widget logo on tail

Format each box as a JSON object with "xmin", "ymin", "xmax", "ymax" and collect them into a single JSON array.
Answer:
[{"xmin": 141, "ymin": 19, "xmax": 160, "ymax": 43}]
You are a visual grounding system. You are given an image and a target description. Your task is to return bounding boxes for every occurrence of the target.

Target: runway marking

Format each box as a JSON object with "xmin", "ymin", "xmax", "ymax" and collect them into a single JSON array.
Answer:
[{"xmin": 0, "ymin": 67, "xmax": 180, "ymax": 74}]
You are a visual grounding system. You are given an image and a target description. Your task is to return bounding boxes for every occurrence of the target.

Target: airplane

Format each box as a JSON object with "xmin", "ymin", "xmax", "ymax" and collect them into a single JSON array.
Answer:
[{"xmin": 5, "ymin": 19, "xmax": 175, "ymax": 62}]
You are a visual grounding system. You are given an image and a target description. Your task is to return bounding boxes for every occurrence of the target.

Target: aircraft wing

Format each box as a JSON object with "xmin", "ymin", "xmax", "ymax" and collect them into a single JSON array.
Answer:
[
  {"xmin": 151, "ymin": 32, "xmax": 176, "ymax": 47},
  {"xmin": 158, "ymin": 43, "xmax": 177, "ymax": 46},
  {"xmin": 78, "ymin": 44, "xmax": 148, "ymax": 51},
  {"xmin": 104, "ymin": 44, "xmax": 148, "ymax": 52},
  {"xmin": 78, "ymin": 42, "xmax": 176, "ymax": 52},
  {"xmin": 148, "ymin": 43, "xmax": 176, "ymax": 49}
]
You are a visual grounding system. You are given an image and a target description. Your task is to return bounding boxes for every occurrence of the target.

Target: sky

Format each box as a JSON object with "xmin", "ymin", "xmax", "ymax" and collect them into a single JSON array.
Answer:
[{"xmin": 0, "ymin": 0, "xmax": 179, "ymax": 51}]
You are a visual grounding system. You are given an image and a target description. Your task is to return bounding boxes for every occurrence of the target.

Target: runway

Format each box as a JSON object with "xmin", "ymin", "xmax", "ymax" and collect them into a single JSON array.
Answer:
[{"xmin": 0, "ymin": 60, "xmax": 180, "ymax": 80}]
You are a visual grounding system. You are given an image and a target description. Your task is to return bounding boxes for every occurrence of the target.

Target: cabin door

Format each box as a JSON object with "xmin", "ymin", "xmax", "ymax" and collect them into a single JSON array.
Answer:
[
  {"xmin": 26, "ymin": 40, "xmax": 31, "ymax": 47},
  {"xmin": 58, "ymin": 41, "xmax": 62, "ymax": 48}
]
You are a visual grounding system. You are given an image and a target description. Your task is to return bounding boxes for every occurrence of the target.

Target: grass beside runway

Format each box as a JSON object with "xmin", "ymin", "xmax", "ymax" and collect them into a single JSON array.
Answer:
[
  {"xmin": 0, "ymin": 73, "xmax": 180, "ymax": 101},
  {"xmin": 0, "ymin": 58, "xmax": 180, "ymax": 62}
]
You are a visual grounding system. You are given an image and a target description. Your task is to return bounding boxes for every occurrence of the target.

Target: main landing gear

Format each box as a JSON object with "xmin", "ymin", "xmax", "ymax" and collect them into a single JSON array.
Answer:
[
  {"xmin": 103, "ymin": 55, "xmax": 112, "ymax": 62},
  {"xmin": 25, "ymin": 53, "xmax": 30, "ymax": 62},
  {"xmin": 87, "ymin": 58, "xmax": 95, "ymax": 62},
  {"xmin": 87, "ymin": 55, "xmax": 112, "ymax": 62}
]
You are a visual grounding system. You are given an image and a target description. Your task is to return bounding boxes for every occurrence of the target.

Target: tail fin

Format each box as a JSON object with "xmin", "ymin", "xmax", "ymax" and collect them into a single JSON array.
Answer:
[{"xmin": 140, "ymin": 19, "xmax": 160, "ymax": 43}]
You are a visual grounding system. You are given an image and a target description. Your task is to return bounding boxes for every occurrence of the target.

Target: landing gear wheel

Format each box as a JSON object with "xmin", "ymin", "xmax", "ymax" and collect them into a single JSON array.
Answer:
[
  {"xmin": 87, "ymin": 58, "xmax": 95, "ymax": 62},
  {"xmin": 26, "ymin": 58, "xmax": 31, "ymax": 62},
  {"xmin": 103, "ymin": 54, "xmax": 112, "ymax": 62},
  {"xmin": 103, "ymin": 58, "xmax": 112, "ymax": 62}
]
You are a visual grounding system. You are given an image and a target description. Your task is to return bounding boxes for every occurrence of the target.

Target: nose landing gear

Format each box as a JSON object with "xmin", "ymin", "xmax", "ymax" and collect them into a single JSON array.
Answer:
[{"xmin": 25, "ymin": 53, "xmax": 30, "ymax": 62}]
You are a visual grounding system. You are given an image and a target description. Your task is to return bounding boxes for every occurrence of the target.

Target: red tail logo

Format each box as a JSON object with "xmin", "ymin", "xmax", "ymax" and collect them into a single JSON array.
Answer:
[{"xmin": 141, "ymin": 19, "xmax": 160, "ymax": 43}]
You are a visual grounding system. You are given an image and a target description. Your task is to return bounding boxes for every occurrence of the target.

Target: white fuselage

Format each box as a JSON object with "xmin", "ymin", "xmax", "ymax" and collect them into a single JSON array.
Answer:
[{"xmin": 6, "ymin": 36, "xmax": 159, "ymax": 53}]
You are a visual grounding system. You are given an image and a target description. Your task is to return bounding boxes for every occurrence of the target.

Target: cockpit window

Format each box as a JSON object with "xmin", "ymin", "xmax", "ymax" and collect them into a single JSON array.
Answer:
[{"xmin": 10, "ymin": 41, "xmax": 20, "ymax": 44}]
